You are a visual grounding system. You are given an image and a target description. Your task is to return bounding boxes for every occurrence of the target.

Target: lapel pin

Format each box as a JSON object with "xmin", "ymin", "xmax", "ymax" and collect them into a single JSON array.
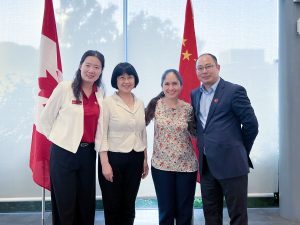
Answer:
[{"xmin": 214, "ymin": 98, "xmax": 219, "ymax": 103}]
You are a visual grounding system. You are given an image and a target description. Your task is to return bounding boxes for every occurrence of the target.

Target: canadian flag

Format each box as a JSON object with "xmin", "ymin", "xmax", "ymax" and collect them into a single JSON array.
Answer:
[
  {"xmin": 29, "ymin": 0, "xmax": 62, "ymax": 190},
  {"xmin": 178, "ymin": 0, "xmax": 200, "ymax": 182}
]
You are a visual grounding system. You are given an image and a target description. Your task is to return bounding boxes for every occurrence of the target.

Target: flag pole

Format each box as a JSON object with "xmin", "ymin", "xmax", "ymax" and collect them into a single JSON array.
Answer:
[
  {"xmin": 42, "ymin": 188, "xmax": 45, "ymax": 225},
  {"xmin": 123, "ymin": 0, "xmax": 128, "ymax": 62}
]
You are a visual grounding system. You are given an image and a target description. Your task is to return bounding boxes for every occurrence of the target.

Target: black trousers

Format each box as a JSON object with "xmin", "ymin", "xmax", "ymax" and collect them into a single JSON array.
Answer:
[
  {"xmin": 50, "ymin": 143, "xmax": 96, "ymax": 225},
  {"xmin": 151, "ymin": 166, "xmax": 197, "ymax": 225},
  {"xmin": 201, "ymin": 156, "xmax": 248, "ymax": 225},
  {"xmin": 98, "ymin": 150, "xmax": 144, "ymax": 225}
]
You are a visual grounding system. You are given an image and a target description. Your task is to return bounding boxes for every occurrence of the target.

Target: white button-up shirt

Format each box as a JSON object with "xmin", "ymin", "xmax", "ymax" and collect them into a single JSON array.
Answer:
[{"xmin": 99, "ymin": 92, "xmax": 147, "ymax": 153}]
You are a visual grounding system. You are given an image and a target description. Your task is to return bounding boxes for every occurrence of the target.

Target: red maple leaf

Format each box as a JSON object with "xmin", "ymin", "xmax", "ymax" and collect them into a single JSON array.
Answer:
[{"xmin": 38, "ymin": 70, "xmax": 58, "ymax": 98}]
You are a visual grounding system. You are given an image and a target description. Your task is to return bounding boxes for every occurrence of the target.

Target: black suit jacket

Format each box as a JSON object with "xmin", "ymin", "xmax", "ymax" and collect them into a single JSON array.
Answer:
[{"xmin": 191, "ymin": 78, "xmax": 258, "ymax": 179}]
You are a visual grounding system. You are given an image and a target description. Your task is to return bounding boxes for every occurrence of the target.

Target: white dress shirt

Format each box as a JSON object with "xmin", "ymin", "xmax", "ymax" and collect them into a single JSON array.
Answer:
[{"xmin": 99, "ymin": 92, "xmax": 147, "ymax": 153}]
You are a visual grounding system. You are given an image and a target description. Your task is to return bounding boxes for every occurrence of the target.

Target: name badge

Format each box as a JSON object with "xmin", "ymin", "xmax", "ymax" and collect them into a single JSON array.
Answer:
[{"xmin": 72, "ymin": 100, "xmax": 82, "ymax": 105}]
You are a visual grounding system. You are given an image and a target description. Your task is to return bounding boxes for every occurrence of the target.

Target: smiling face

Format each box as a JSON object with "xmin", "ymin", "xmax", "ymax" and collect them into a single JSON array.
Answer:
[
  {"xmin": 80, "ymin": 56, "xmax": 102, "ymax": 85},
  {"xmin": 116, "ymin": 73, "xmax": 135, "ymax": 94},
  {"xmin": 196, "ymin": 54, "xmax": 220, "ymax": 89},
  {"xmin": 162, "ymin": 71, "xmax": 182, "ymax": 100}
]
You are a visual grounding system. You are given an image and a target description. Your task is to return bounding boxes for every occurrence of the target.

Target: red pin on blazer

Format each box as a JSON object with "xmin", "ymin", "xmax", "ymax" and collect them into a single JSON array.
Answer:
[{"xmin": 214, "ymin": 98, "xmax": 219, "ymax": 103}]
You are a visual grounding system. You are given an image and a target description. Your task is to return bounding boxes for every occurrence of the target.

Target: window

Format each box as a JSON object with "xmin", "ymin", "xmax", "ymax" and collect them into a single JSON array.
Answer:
[{"xmin": 0, "ymin": 0, "xmax": 278, "ymax": 198}]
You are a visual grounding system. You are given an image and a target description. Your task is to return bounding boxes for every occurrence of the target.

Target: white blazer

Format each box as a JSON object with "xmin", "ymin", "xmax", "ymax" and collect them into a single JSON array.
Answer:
[
  {"xmin": 99, "ymin": 93, "xmax": 147, "ymax": 153},
  {"xmin": 39, "ymin": 81, "xmax": 104, "ymax": 153}
]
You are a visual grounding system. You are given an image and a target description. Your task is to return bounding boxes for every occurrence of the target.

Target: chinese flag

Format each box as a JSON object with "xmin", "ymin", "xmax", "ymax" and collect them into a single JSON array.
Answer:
[
  {"xmin": 29, "ymin": 0, "xmax": 63, "ymax": 190},
  {"xmin": 179, "ymin": 0, "xmax": 200, "ymax": 182}
]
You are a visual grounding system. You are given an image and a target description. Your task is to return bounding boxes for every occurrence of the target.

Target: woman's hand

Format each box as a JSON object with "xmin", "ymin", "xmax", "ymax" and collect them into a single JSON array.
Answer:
[
  {"xmin": 142, "ymin": 159, "xmax": 149, "ymax": 179},
  {"xmin": 102, "ymin": 162, "xmax": 114, "ymax": 182},
  {"xmin": 99, "ymin": 151, "xmax": 113, "ymax": 182}
]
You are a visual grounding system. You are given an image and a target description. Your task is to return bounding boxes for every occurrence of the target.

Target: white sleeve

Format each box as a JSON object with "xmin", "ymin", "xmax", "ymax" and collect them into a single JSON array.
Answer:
[
  {"xmin": 141, "ymin": 102, "xmax": 147, "ymax": 146},
  {"xmin": 99, "ymin": 98, "xmax": 110, "ymax": 152},
  {"xmin": 38, "ymin": 82, "xmax": 66, "ymax": 139}
]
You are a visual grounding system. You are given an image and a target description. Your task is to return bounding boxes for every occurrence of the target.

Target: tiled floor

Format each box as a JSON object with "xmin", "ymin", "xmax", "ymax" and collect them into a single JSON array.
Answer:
[{"xmin": 0, "ymin": 208, "xmax": 300, "ymax": 225}]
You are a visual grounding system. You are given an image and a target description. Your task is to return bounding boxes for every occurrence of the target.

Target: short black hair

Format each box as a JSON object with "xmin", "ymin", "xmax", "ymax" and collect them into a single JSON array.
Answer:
[
  {"xmin": 197, "ymin": 53, "xmax": 218, "ymax": 65},
  {"xmin": 111, "ymin": 62, "xmax": 139, "ymax": 89}
]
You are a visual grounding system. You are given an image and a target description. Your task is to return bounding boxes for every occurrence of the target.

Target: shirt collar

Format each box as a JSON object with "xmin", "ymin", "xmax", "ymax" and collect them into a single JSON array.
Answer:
[
  {"xmin": 199, "ymin": 77, "xmax": 220, "ymax": 94},
  {"xmin": 113, "ymin": 91, "xmax": 136, "ymax": 102},
  {"xmin": 92, "ymin": 84, "xmax": 98, "ymax": 92},
  {"xmin": 81, "ymin": 84, "xmax": 98, "ymax": 99}
]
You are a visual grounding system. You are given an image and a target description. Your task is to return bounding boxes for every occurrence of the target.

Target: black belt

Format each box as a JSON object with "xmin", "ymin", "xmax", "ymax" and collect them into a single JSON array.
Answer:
[{"xmin": 80, "ymin": 142, "xmax": 93, "ymax": 148}]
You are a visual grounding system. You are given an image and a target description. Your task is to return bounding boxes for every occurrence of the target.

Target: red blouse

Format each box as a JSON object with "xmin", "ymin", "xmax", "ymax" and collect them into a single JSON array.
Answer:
[{"xmin": 81, "ymin": 85, "xmax": 100, "ymax": 143}]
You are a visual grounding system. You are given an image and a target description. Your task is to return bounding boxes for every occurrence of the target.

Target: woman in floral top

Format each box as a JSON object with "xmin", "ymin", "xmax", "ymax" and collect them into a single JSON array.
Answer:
[{"xmin": 145, "ymin": 69, "xmax": 198, "ymax": 225}]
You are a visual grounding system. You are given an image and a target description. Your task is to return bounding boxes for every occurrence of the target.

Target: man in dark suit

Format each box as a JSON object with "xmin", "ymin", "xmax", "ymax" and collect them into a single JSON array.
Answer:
[{"xmin": 191, "ymin": 53, "xmax": 258, "ymax": 225}]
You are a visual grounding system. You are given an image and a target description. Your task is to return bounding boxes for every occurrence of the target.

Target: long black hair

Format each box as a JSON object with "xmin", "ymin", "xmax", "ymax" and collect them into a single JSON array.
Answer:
[
  {"xmin": 145, "ymin": 69, "xmax": 183, "ymax": 125},
  {"xmin": 71, "ymin": 50, "xmax": 105, "ymax": 101}
]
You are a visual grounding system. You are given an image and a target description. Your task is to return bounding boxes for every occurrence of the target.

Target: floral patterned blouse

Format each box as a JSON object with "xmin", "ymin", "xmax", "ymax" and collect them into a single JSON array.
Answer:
[{"xmin": 151, "ymin": 99, "xmax": 198, "ymax": 172}]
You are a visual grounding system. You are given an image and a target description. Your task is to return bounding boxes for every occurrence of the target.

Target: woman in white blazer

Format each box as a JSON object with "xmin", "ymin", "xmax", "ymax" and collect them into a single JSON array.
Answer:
[
  {"xmin": 40, "ymin": 50, "xmax": 105, "ymax": 225},
  {"xmin": 98, "ymin": 62, "xmax": 148, "ymax": 225}
]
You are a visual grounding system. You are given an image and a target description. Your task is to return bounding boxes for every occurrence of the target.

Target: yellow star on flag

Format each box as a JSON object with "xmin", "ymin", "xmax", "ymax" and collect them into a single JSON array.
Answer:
[
  {"xmin": 182, "ymin": 38, "xmax": 187, "ymax": 46},
  {"xmin": 182, "ymin": 50, "xmax": 192, "ymax": 60}
]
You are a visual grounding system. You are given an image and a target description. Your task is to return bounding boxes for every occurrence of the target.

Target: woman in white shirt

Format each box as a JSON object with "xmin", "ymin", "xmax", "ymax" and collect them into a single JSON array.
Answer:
[
  {"xmin": 98, "ymin": 62, "xmax": 148, "ymax": 225},
  {"xmin": 39, "ymin": 50, "xmax": 105, "ymax": 225}
]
